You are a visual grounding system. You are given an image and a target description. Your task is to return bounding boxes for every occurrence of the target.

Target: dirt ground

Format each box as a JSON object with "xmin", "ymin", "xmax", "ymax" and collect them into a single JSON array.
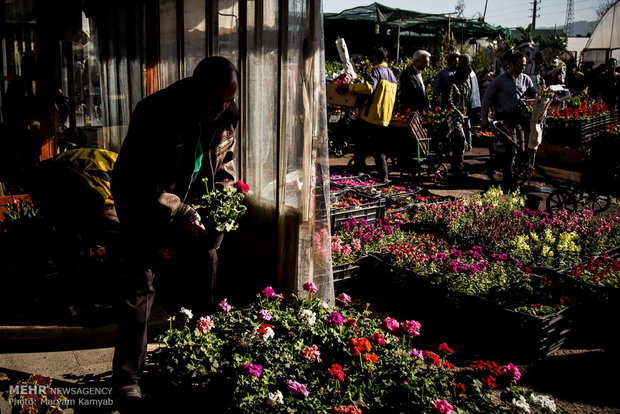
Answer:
[{"xmin": 330, "ymin": 143, "xmax": 620, "ymax": 413}]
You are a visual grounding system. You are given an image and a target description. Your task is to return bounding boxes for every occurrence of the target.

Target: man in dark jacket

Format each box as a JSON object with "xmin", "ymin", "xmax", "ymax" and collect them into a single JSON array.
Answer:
[
  {"xmin": 399, "ymin": 50, "xmax": 431, "ymax": 111},
  {"xmin": 111, "ymin": 56, "xmax": 238, "ymax": 401}
]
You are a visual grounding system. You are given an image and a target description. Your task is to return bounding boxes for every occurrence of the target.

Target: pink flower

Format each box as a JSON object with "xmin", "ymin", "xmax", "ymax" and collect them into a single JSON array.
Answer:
[
  {"xmin": 432, "ymin": 399, "xmax": 454, "ymax": 414},
  {"xmin": 303, "ymin": 282, "xmax": 319, "ymax": 293},
  {"xmin": 219, "ymin": 298, "xmax": 231, "ymax": 312},
  {"xmin": 196, "ymin": 316, "xmax": 214, "ymax": 334},
  {"xmin": 326, "ymin": 311, "xmax": 344, "ymax": 326},
  {"xmin": 369, "ymin": 332, "xmax": 385, "ymax": 345},
  {"xmin": 239, "ymin": 362, "xmax": 262, "ymax": 377},
  {"xmin": 501, "ymin": 363, "xmax": 521, "ymax": 382},
  {"xmin": 302, "ymin": 345, "xmax": 322, "ymax": 362},
  {"xmin": 287, "ymin": 380, "xmax": 309, "ymax": 398},
  {"xmin": 259, "ymin": 309, "xmax": 272, "ymax": 321},
  {"xmin": 262, "ymin": 286, "xmax": 275, "ymax": 298},
  {"xmin": 408, "ymin": 348, "xmax": 424, "ymax": 360},
  {"xmin": 337, "ymin": 292, "xmax": 351, "ymax": 303},
  {"xmin": 402, "ymin": 320, "xmax": 421, "ymax": 337},
  {"xmin": 381, "ymin": 317, "xmax": 400, "ymax": 334}
]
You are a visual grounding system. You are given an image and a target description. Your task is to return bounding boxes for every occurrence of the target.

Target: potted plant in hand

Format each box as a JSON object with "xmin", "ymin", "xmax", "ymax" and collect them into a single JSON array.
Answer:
[{"xmin": 192, "ymin": 178, "xmax": 249, "ymax": 249}]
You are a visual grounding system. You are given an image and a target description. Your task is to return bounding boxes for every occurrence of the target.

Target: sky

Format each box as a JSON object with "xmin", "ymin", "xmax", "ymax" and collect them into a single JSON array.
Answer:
[{"xmin": 323, "ymin": 0, "xmax": 602, "ymax": 29}]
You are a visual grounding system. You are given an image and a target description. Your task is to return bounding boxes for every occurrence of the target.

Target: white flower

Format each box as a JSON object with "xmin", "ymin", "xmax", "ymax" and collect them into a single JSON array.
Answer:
[
  {"xmin": 298, "ymin": 309, "xmax": 316, "ymax": 326},
  {"xmin": 262, "ymin": 326, "xmax": 275, "ymax": 342},
  {"xmin": 511, "ymin": 396, "xmax": 531, "ymax": 413},
  {"xmin": 529, "ymin": 394, "xmax": 557, "ymax": 412},
  {"xmin": 180, "ymin": 307, "xmax": 193, "ymax": 320},
  {"xmin": 267, "ymin": 390, "xmax": 284, "ymax": 405},
  {"xmin": 319, "ymin": 301, "xmax": 330, "ymax": 309}
]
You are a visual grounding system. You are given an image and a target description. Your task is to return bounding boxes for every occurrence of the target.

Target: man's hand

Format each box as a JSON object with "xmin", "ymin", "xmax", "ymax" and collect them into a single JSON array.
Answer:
[
  {"xmin": 178, "ymin": 206, "xmax": 207, "ymax": 237},
  {"xmin": 336, "ymin": 84, "xmax": 349, "ymax": 95}
]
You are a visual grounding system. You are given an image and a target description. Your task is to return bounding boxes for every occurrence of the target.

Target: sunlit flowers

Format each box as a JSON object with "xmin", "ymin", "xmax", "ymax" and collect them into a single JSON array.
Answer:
[
  {"xmin": 218, "ymin": 298, "xmax": 231, "ymax": 312},
  {"xmin": 286, "ymin": 379, "xmax": 309, "ymax": 398},
  {"xmin": 239, "ymin": 362, "xmax": 262, "ymax": 378},
  {"xmin": 401, "ymin": 320, "xmax": 421, "ymax": 337},
  {"xmin": 196, "ymin": 316, "xmax": 214, "ymax": 334},
  {"xmin": 262, "ymin": 286, "xmax": 284, "ymax": 300},
  {"xmin": 328, "ymin": 363, "xmax": 345, "ymax": 381},
  {"xmin": 180, "ymin": 307, "xmax": 193, "ymax": 320},
  {"xmin": 381, "ymin": 317, "xmax": 400, "ymax": 334},
  {"xmin": 267, "ymin": 390, "xmax": 284, "ymax": 406},
  {"xmin": 259, "ymin": 309, "xmax": 272, "ymax": 321},
  {"xmin": 303, "ymin": 281, "xmax": 319, "ymax": 293},
  {"xmin": 326, "ymin": 311, "xmax": 344, "ymax": 326},
  {"xmin": 256, "ymin": 323, "xmax": 274, "ymax": 342},
  {"xmin": 432, "ymin": 399, "xmax": 454, "ymax": 414},
  {"xmin": 349, "ymin": 337, "xmax": 371, "ymax": 356},
  {"xmin": 302, "ymin": 345, "xmax": 322, "ymax": 362},
  {"xmin": 501, "ymin": 363, "xmax": 522, "ymax": 382},
  {"xmin": 298, "ymin": 309, "xmax": 317, "ymax": 326},
  {"xmin": 337, "ymin": 292, "xmax": 352, "ymax": 303}
]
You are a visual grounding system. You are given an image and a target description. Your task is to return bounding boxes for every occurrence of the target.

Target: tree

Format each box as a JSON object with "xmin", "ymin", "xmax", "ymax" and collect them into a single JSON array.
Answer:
[
  {"xmin": 595, "ymin": 0, "xmax": 616, "ymax": 19},
  {"xmin": 454, "ymin": 0, "xmax": 465, "ymax": 17}
]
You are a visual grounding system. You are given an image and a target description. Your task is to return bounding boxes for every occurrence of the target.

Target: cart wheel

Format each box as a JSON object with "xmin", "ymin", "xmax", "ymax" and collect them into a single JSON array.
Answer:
[
  {"xmin": 427, "ymin": 161, "xmax": 449, "ymax": 184},
  {"xmin": 578, "ymin": 191, "xmax": 612, "ymax": 214},
  {"xmin": 546, "ymin": 188, "xmax": 578, "ymax": 213}
]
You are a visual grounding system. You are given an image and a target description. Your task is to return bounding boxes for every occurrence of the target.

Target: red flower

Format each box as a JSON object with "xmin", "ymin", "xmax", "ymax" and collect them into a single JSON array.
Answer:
[
  {"xmin": 328, "ymin": 363, "xmax": 345, "ymax": 381},
  {"xmin": 423, "ymin": 350, "xmax": 441, "ymax": 367},
  {"xmin": 438, "ymin": 343, "xmax": 454, "ymax": 355},
  {"xmin": 345, "ymin": 318, "xmax": 357, "ymax": 328},
  {"xmin": 482, "ymin": 375, "xmax": 497, "ymax": 389},
  {"xmin": 349, "ymin": 337, "xmax": 371, "ymax": 356},
  {"xmin": 233, "ymin": 180, "xmax": 250, "ymax": 194},
  {"xmin": 257, "ymin": 323, "xmax": 272, "ymax": 335}
]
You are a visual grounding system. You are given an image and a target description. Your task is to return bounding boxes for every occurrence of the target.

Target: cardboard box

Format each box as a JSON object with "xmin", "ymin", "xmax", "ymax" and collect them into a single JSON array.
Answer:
[{"xmin": 326, "ymin": 83, "xmax": 358, "ymax": 107}]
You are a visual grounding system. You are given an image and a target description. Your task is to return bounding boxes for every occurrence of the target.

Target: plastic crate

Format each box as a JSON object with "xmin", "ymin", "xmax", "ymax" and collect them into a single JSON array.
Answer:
[{"xmin": 330, "ymin": 198, "xmax": 385, "ymax": 230}]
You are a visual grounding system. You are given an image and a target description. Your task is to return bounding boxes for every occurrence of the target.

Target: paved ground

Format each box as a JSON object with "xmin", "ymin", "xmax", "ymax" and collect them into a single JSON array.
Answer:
[{"xmin": 1, "ymin": 142, "xmax": 618, "ymax": 413}]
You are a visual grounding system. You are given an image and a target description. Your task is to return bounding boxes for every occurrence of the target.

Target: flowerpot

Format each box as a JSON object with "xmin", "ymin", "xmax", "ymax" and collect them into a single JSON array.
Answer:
[{"xmin": 332, "ymin": 259, "xmax": 363, "ymax": 282}]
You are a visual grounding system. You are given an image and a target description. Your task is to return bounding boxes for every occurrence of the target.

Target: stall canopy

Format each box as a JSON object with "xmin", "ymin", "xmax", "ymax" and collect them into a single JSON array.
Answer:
[
  {"xmin": 584, "ymin": 0, "xmax": 619, "ymax": 50},
  {"xmin": 324, "ymin": 2, "xmax": 511, "ymax": 39}
]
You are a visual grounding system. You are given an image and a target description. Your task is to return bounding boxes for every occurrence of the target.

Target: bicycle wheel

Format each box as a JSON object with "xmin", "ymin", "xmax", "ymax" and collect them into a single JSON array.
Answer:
[
  {"xmin": 546, "ymin": 188, "xmax": 578, "ymax": 213},
  {"xmin": 578, "ymin": 191, "xmax": 612, "ymax": 214}
]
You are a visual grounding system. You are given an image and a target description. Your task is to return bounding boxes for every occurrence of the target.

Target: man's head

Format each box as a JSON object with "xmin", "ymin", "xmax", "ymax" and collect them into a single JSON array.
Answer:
[
  {"xmin": 457, "ymin": 54, "xmax": 470, "ymax": 69},
  {"xmin": 193, "ymin": 56, "xmax": 238, "ymax": 121},
  {"xmin": 370, "ymin": 47, "xmax": 389, "ymax": 66},
  {"xmin": 447, "ymin": 53, "xmax": 460, "ymax": 69},
  {"xmin": 508, "ymin": 52, "xmax": 527, "ymax": 77},
  {"xmin": 413, "ymin": 50, "xmax": 431, "ymax": 72},
  {"xmin": 455, "ymin": 65, "xmax": 472, "ymax": 84}
]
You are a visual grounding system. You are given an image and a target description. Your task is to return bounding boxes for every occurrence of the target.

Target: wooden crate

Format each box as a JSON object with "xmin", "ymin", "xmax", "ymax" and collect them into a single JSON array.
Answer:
[{"xmin": 326, "ymin": 83, "xmax": 358, "ymax": 107}]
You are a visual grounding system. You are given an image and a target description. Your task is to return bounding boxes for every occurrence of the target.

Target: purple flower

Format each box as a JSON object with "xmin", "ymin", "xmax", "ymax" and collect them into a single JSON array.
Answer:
[
  {"xmin": 287, "ymin": 380, "xmax": 309, "ymax": 398},
  {"xmin": 326, "ymin": 311, "xmax": 344, "ymax": 326},
  {"xmin": 408, "ymin": 348, "xmax": 424, "ymax": 360},
  {"xmin": 219, "ymin": 298, "xmax": 231, "ymax": 312},
  {"xmin": 259, "ymin": 309, "xmax": 272, "ymax": 321},
  {"xmin": 239, "ymin": 362, "xmax": 262, "ymax": 378}
]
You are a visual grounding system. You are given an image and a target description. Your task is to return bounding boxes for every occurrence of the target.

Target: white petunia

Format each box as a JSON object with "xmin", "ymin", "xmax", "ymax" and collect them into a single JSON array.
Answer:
[
  {"xmin": 298, "ymin": 309, "xmax": 316, "ymax": 326},
  {"xmin": 529, "ymin": 394, "xmax": 557, "ymax": 412},
  {"xmin": 319, "ymin": 301, "xmax": 330, "ymax": 309},
  {"xmin": 267, "ymin": 390, "xmax": 284, "ymax": 405},
  {"xmin": 511, "ymin": 396, "xmax": 531, "ymax": 413},
  {"xmin": 180, "ymin": 307, "xmax": 193, "ymax": 320}
]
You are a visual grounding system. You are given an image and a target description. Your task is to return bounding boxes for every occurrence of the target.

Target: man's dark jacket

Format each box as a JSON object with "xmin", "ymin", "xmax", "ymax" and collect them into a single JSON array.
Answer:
[
  {"xmin": 399, "ymin": 64, "xmax": 430, "ymax": 111},
  {"xmin": 112, "ymin": 77, "xmax": 236, "ymax": 240}
]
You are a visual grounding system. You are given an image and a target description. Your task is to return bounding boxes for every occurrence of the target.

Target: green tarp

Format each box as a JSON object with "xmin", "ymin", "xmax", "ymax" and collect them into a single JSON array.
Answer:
[{"xmin": 324, "ymin": 2, "xmax": 511, "ymax": 39}]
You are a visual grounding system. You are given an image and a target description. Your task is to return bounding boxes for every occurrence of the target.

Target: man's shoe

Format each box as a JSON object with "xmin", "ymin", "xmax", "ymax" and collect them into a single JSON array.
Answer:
[{"xmin": 114, "ymin": 383, "xmax": 143, "ymax": 401}]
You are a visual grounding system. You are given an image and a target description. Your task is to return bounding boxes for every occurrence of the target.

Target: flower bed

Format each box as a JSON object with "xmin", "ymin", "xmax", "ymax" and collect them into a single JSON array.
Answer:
[
  {"xmin": 405, "ymin": 187, "xmax": 620, "ymax": 269},
  {"xmin": 330, "ymin": 192, "xmax": 386, "ymax": 230},
  {"xmin": 155, "ymin": 286, "xmax": 558, "ymax": 413}
]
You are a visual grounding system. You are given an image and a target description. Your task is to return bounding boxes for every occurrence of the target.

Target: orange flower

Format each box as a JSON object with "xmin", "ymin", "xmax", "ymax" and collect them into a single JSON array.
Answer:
[
  {"xmin": 363, "ymin": 353, "xmax": 378, "ymax": 363},
  {"xmin": 345, "ymin": 318, "xmax": 357, "ymax": 327},
  {"xmin": 349, "ymin": 337, "xmax": 371, "ymax": 356}
]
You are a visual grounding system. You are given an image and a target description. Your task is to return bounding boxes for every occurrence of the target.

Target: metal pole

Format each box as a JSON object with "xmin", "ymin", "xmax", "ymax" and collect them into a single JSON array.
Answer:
[
  {"xmin": 396, "ymin": 23, "xmax": 401, "ymax": 63},
  {"xmin": 483, "ymin": 0, "xmax": 488, "ymax": 21}
]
